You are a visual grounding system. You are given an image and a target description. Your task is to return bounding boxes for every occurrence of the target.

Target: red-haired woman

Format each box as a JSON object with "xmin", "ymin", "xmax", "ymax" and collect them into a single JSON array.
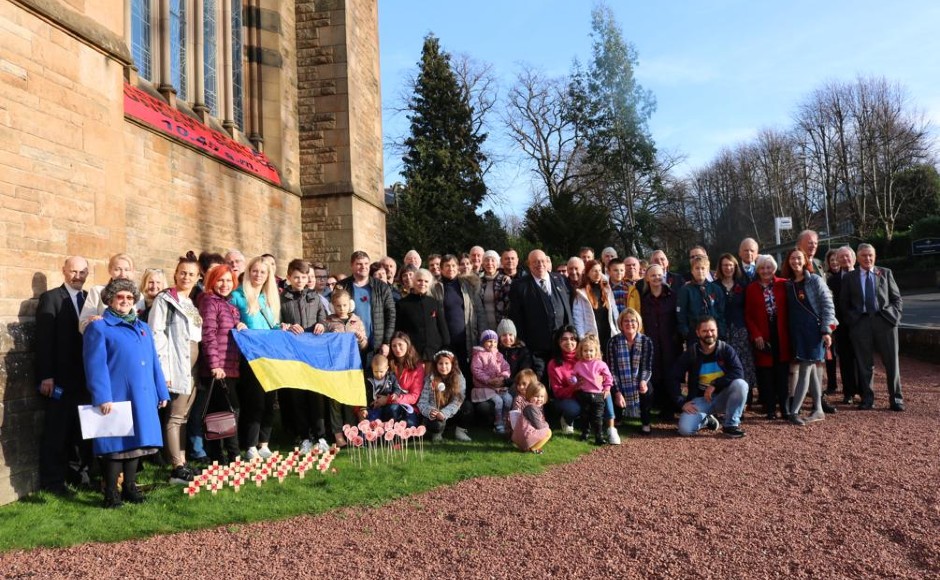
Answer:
[{"xmin": 196, "ymin": 265, "xmax": 246, "ymax": 462}]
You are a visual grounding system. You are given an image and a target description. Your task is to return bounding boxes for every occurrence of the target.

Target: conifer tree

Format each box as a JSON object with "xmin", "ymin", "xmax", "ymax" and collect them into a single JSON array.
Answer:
[{"xmin": 388, "ymin": 34, "xmax": 500, "ymax": 257}]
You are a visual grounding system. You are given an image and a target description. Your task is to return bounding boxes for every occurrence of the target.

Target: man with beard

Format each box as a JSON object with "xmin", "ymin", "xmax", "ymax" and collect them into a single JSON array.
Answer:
[{"xmin": 671, "ymin": 317, "xmax": 748, "ymax": 438}]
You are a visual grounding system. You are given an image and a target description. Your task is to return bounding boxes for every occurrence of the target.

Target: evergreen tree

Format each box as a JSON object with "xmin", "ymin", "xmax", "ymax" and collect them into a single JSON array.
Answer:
[
  {"xmin": 572, "ymin": 3, "xmax": 659, "ymax": 257},
  {"xmin": 388, "ymin": 34, "xmax": 496, "ymax": 257}
]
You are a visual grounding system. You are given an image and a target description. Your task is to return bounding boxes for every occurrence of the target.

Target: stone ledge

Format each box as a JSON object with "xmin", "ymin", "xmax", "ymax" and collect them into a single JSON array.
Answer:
[{"xmin": 12, "ymin": 0, "xmax": 133, "ymax": 66}]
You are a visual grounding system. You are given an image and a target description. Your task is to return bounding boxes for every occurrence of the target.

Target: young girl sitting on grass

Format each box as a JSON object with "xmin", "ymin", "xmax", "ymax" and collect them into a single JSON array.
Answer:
[
  {"xmin": 470, "ymin": 330, "xmax": 512, "ymax": 435},
  {"xmin": 418, "ymin": 350, "xmax": 474, "ymax": 442},
  {"xmin": 511, "ymin": 383, "xmax": 552, "ymax": 454},
  {"xmin": 508, "ymin": 369, "xmax": 540, "ymax": 436},
  {"xmin": 574, "ymin": 334, "xmax": 614, "ymax": 445}
]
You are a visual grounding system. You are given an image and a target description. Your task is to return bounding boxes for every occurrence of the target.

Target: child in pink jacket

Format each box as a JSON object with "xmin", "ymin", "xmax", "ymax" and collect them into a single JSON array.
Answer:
[
  {"xmin": 511, "ymin": 382, "xmax": 552, "ymax": 454},
  {"xmin": 573, "ymin": 334, "xmax": 613, "ymax": 445},
  {"xmin": 470, "ymin": 330, "xmax": 512, "ymax": 434}
]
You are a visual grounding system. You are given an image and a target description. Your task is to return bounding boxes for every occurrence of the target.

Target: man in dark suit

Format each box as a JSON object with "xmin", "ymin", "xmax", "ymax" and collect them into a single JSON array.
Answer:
[
  {"xmin": 828, "ymin": 246, "xmax": 859, "ymax": 404},
  {"xmin": 35, "ymin": 256, "xmax": 91, "ymax": 494},
  {"xmin": 509, "ymin": 249, "xmax": 572, "ymax": 379},
  {"xmin": 839, "ymin": 243, "xmax": 904, "ymax": 411}
]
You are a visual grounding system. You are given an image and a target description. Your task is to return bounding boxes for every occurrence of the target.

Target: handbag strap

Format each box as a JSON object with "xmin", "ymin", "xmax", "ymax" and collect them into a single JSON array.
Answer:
[{"xmin": 201, "ymin": 377, "xmax": 234, "ymax": 420}]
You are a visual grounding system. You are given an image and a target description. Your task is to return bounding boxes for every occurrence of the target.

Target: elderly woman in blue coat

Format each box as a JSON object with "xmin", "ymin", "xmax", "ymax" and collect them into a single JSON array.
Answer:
[{"xmin": 84, "ymin": 279, "xmax": 169, "ymax": 508}]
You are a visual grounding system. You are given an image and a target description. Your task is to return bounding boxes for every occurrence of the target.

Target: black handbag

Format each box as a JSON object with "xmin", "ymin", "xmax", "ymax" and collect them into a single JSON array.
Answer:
[{"xmin": 202, "ymin": 378, "xmax": 237, "ymax": 441}]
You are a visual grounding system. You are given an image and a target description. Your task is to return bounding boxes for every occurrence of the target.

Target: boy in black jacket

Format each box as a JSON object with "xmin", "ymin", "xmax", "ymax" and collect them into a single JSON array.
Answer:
[{"xmin": 280, "ymin": 259, "xmax": 328, "ymax": 452}]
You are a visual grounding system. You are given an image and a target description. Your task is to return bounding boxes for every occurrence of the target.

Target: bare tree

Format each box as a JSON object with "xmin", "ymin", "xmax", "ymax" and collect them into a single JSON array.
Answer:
[
  {"xmin": 850, "ymin": 77, "xmax": 931, "ymax": 239},
  {"xmin": 503, "ymin": 65, "xmax": 585, "ymax": 201}
]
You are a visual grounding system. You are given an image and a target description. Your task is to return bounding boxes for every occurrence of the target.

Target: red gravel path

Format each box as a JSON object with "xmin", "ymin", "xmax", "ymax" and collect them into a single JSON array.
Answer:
[{"xmin": 3, "ymin": 357, "xmax": 938, "ymax": 579}]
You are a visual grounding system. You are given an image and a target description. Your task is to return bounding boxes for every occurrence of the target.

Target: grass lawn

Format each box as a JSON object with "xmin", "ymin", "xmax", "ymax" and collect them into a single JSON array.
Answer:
[{"xmin": 0, "ymin": 427, "xmax": 612, "ymax": 552}]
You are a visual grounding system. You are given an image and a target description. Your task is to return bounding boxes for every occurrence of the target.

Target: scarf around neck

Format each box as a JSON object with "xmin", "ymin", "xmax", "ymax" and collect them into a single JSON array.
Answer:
[{"xmin": 107, "ymin": 307, "xmax": 138, "ymax": 324}]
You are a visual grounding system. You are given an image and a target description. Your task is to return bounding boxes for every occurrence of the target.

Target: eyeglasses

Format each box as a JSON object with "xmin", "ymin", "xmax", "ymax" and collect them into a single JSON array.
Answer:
[
  {"xmin": 326, "ymin": 281, "xmax": 336, "ymax": 287},
  {"xmin": 315, "ymin": 275, "xmax": 329, "ymax": 280}
]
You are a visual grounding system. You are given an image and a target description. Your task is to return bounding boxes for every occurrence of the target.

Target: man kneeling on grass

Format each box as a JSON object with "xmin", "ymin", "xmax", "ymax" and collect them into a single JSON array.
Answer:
[{"xmin": 670, "ymin": 316, "xmax": 748, "ymax": 438}]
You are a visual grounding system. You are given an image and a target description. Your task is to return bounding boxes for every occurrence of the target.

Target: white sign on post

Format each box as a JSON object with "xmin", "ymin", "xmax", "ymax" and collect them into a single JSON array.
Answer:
[{"xmin": 776, "ymin": 217, "xmax": 793, "ymax": 230}]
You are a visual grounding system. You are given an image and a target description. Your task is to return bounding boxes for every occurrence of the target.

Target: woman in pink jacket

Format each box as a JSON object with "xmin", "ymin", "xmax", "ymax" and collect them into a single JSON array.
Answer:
[{"xmin": 547, "ymin": 325, "xmax": 581, "ymax": 434}]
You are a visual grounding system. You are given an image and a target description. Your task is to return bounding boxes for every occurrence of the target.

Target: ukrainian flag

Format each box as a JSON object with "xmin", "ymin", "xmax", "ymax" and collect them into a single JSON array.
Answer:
[{"xmin": 232, "ymin": 330, "xmax": 366, "ymax": 406}]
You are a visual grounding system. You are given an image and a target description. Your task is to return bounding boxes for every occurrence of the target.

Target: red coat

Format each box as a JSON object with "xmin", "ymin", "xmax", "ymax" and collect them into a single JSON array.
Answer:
[{"xmin": 744, "ymin": 278, "xmax": 792, "ymax": 367}]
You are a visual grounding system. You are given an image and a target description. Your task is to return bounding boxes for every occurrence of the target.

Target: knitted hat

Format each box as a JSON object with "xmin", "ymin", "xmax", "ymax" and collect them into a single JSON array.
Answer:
[
  {"xmin": 496, "ymin": 319, "xmax": 516, "ymax": 336},
  {"xmin": 480, "ymin": 329, "xmax": 499, "ymax": 344}
]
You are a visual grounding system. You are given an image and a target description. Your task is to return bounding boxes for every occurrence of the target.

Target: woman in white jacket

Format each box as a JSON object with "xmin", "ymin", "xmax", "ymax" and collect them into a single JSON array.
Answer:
[
  {"xmin": 149, "ymin": 253, "xmax": 203, "ymax": 484},
  {"xmin": 571, "ymin": 260, "xmax": 620, "ymax": 352}
]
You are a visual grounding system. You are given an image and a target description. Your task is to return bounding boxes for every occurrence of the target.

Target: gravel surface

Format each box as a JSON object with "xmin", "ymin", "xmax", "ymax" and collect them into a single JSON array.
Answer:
[{"xmin": 3, "ymin": 357, "xmax": 937, "ymax": 579}]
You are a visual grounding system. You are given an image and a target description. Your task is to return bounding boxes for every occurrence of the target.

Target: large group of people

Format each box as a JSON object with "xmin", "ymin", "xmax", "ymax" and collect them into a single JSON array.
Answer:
[{"xmin": 34, "ymin": 231, "xmax": 905, "ymax": 507}]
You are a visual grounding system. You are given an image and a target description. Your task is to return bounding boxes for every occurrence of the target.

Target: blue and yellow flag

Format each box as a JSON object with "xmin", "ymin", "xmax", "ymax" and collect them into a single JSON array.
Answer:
[{"xmin": 231, "ymin": 330, "xmax": 366, "ymax": 406}]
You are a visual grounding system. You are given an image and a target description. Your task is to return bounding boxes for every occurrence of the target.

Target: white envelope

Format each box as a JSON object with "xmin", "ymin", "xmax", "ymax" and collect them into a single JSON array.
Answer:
[{"xmin": 78, "ymin": 402, "xmax": 135, "ymax": 439}]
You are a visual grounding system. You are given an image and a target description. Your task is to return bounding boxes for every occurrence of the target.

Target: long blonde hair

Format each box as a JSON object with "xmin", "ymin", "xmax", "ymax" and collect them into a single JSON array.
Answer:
[{"xmin": 243, "ymin": 256, "xmax": 280, "ymax": 322}]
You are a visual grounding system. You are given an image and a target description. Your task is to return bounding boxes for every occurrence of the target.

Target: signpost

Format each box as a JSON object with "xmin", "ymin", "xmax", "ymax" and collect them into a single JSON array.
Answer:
[
  {"xmin": 775, "ymin": 217, "xmax": 793, "ymax": 265},
  {"xmin": 912, "ymin": 238, "xmax": 940, "ymax": 256}
]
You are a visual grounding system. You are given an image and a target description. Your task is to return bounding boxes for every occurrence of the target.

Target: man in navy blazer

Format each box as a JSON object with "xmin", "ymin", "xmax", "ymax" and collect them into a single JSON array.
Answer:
[
  {"xmin": 509, "ymin": 249, "xmax": 572, "ymax": 380},
  {"xmin": 35, "ymin": 256, "xmax": 91, "ymax": 494},
  {"xmin": 838, "ymin": 244, "xmax": 904, "ymax": 411}
]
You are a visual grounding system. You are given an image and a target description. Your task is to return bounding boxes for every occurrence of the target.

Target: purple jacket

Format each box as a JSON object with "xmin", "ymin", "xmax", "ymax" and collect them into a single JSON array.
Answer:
[{"xmin": 198, "ymin": 292, "xmax": 242, "ymax": 378}]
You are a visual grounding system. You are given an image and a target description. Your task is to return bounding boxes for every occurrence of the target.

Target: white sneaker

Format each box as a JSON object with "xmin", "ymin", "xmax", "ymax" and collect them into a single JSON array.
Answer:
[
  {"xmin": 246, "ymin": 446, "xmax": 260, "ymax": 460},
  {"xmin": 559, "ymin": 417, "xmax": 575, "ymax": 434},
  {"xmin": 805, "ymin": 410, "xmax": 825, "ymax": 423},
  {"xmin": 300, "ymin": 439, "xmax": 313, "ymax": 454},
  {"xmin": 454, "ymin": 427, "xmax": 472, "ymax": 442},
  {"xmin": 258, "ymin": 446, "xmax": 273, "ymax": 459},
  {"xmin": 607, "ymin": 426, "xmax": 622, "ymax": 445},
  {"xmin": 316, "ymin": 438, "xmax": 331, "ymax": 453}
]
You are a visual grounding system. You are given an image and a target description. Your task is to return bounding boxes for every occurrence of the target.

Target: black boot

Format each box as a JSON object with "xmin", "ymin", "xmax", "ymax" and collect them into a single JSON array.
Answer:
[
  {"xmin": 121, "ymin": 459, "xmax": 145, "ymax": 504},
  {"xmin": 102, "ymin": 459, "xmax": 123, "ymax": 508},
  {"xmin": 103, "ymin": 486, "xmax": 123, "ymax": 509}
]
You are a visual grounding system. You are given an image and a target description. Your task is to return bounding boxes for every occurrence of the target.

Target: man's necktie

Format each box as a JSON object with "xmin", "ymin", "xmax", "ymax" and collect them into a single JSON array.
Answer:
[
  {"xmin": 76, "ymin": 291, "xmax": 85, "ymax": 315},
  {"xmin": 865, "ymin": 270, "xmax": 877, "ymax": 313}
]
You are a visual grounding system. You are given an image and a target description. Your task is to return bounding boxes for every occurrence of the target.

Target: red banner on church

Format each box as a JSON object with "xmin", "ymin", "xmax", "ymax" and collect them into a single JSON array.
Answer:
[{"xmin": 123, "ymin": 83, "xmax": 281, "ymax": 185}]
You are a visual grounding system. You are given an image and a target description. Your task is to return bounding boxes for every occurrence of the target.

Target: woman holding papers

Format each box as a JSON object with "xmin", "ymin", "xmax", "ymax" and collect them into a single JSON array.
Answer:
[{"xmin": 83, "ymin": 279, "xmax": 170, "ymax": 508}]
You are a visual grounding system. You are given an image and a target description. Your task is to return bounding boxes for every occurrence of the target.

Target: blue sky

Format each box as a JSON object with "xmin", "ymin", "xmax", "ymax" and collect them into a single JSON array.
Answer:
[{"xmin": 378, "ymin": 0, "xmax": 940, "ymax": 216}]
